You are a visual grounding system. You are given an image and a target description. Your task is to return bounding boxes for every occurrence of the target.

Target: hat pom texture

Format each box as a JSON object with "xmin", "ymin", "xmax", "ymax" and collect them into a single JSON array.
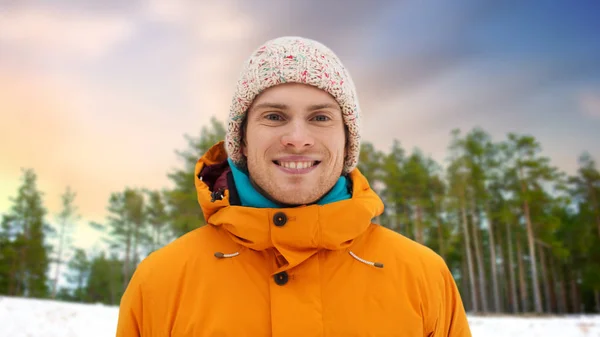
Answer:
[{"xmin": 225, "ymin": 36, "xmax": 361, "ymax": 174}]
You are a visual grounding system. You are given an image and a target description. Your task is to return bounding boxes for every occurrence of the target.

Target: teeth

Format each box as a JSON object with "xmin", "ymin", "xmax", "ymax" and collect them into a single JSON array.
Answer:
[{"xmin": 278, "ymin": 161, "xmax": 315, "ymax": 169}]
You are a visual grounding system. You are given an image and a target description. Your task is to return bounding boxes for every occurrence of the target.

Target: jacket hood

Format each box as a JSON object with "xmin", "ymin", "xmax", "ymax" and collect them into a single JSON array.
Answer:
[{"xmin": 194, "ymin": 141, "xmax": 385, "ymax": 273}]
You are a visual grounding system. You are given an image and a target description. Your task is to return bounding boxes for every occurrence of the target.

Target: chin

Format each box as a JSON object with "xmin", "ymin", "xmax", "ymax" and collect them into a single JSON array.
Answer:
[
  {"xmin": 275, "ymin": 191, "xmax": 307, "ymax": 204},
  {"xmin": 272, "ymin": 187, "xmax": 319, "ymax": 206}
]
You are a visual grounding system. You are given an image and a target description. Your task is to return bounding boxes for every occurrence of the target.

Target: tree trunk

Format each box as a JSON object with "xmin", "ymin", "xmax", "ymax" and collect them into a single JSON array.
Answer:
[
  {"xmin": 414, "ymin": 204, "xmax": 424, "ymax": 244},
  {"xmin": 390, "ymin": 204, "xmax": 398, "ymax": 233},
  {"xmin": 537, "ymin": 243, "xmax": 551, "ymax": 313},
  {"xmin": 436, "ymin": 218, "xmax": 445, "ymax": 261},
  {"xmin": 109, "ymin": 257, "xmax": 117, "ymax": 306},
  {"xmin": 18, "ymin": 244, "xmax": 27, "ymax": 296},
  {"xmin": 51, "ymin": 221, "xmax": 67, "ymax": 298},
  {"xmin": 155, "ymin": 225, "xmax": 161, "ymax": 252},
  {"xmin": 595, "ymin": 211, "xmax": 600, "ymax": 239},
  {"xmin": 8, "ymin": 249, "xmax": 18, "ymax": 296},
  {"xmin": 390, "ymin": 204, "xmax": 400, "ymax": 234},
  {"xmin": 21, "ymin": 219, "xmax": 30, "ymax": 297},
  {"xmin": 77, "ymin": 269, "xmax": 84, "ymax": 303},
  {"xmin": 557, "ymin": 262, "xmax": 568, "ymax": 314},
  {"xmin": 516, "ymin": 231, "xmax": 529, "ymax": 312},
  {"xmin": 569, "ymin": 270, "xmax": 580, "ymax": 313},
  {"xmin": 123, "ymin": 233, "xmax": 131, "ymax": 292},
  {"xmin": 471, "ymin": 197, "xmax": 488, "ymax": 313},
  {"xmin": 485, "ymin": 203, "xmax": 501, "ymax": 312},
  {"xmin": 461, "ymin": 258, "xmax": 470, "ymax": 312},
  {"xmin": 506, "ymin": 221, "xmax": 519, "ymax": 313},
  {"xmin": 586, "ymin": 179, "xmax": 600, "ymax": 238},
  {"xmin": 405, "ymin": 206, "xmax": 414, "ymax": 241},
  {"xmin": 547, "ymin": 253, "xmax": 558, "ymax": 313},
  {"xmin": 521, "ymin": 198, "xmax": 543, "ymax": 313},
  {"xmin": 133, "ymin": 224, "xmax": 140, "ymax": 268},
  {"xmin": 461, "ymin": 198, "xmax": 478, "ymax": 313},
  {"xmin": 518, "ymin": 167, "xmax": 543, "ymax": 314},
  {"xmin": 595, "ymin": 290, "xmax": 600, "ymax": 313},
  {"xmin": 432, "ymin": 196, "xmax": 445, "ymax": 260},
  {"xmin": 496, "ymin": 221, "xmax": 507, "ymax": 312}
]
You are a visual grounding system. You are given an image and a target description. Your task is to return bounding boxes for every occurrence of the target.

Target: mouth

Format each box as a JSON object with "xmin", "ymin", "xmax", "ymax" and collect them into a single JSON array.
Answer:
[{"xmin": 273, "ymin": 160, "xmax": 321, "ymax": 171}]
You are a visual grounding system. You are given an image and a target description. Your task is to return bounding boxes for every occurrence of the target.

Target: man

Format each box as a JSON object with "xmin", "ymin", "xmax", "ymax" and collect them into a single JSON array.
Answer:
[{"xmin": 116, "ymin": 36, "xmax": 471, "ymax": 336}]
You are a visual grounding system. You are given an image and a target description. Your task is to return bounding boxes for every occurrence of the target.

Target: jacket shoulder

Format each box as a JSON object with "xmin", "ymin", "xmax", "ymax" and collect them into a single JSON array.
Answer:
[
  {"xmin": 366, "ymin": 224, "xmax": 448, "ymax": 275},
  {"xmin": 363, "ymin": 224, "xmax": 466, "ymax": 333}
]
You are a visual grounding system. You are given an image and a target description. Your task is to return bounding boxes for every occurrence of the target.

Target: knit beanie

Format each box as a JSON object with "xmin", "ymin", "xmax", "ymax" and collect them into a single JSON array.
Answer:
[{"xmin": 225, "ymin": 36, "xmax": 361, "ymax": 174}]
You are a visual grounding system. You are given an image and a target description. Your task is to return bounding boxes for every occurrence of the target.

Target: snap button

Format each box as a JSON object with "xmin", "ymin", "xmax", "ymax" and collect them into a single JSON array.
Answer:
[
  {"xmin": 273, "ymin": 212, "xmax": 287, "ymax": 227},
  {"xmin": 274, "ymin": 271, "xmax": 288, "ymax": 285}
]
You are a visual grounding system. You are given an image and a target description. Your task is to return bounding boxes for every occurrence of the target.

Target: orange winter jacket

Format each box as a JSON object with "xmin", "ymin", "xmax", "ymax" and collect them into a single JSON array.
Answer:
[{"xmin": 116, "ymin": 141, "xmax": 471, "ymax": 336}]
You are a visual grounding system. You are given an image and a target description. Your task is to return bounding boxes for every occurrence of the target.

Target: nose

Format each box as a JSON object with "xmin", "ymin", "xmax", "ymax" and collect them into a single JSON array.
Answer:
[{"xmin": 280, "ymin": 121, "xmax": 314, "ymax": 149}]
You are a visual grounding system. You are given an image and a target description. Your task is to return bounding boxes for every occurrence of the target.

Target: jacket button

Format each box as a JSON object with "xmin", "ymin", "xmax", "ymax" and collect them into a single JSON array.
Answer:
[
  {"xmin": 273, "ymin": 212, "xmax": 287, "ymax": 227},
  {"xmin": 274, "ymin": 271, "xmax": 288, "ymax": 285}
]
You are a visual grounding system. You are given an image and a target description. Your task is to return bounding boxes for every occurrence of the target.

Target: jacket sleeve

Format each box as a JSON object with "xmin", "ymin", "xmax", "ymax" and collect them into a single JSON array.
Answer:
[
  {"xmin": 115, "ymin": 269, "xmax": 144, "ymax": 337},
  {"xmin": 433, "ymin": 262, "xmax": 472, "ymax": 337}
]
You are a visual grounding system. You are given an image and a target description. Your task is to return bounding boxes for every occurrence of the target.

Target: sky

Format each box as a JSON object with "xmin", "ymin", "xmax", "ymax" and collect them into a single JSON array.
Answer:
[{"xmin": 1, "ymin": 0, "xmax": 600, "ymax": 252}]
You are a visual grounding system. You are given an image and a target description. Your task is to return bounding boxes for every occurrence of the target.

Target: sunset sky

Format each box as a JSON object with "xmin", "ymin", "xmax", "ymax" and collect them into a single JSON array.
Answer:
[{"xmin": 1, "ymin": 0, "xmax": 599, "ymax": 251}]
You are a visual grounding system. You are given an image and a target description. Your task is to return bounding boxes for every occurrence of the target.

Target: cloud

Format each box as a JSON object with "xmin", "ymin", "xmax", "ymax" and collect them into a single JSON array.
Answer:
[
  {"xmin": 142, "ymin": 0, "xmax": 262, "ymax": 122},
  {"xmin": 139, "ymin": 0, "xmax": 515, "ymax": 126},
  {"xmin": 0, "ymin": 7, "xmax": 135, "ymax": 60},
  {"xmin": 579, "ymin": 90, "xmax": 600, "ymax": 119},
  {"xmin": 142, "ymin": 0, "xmax": 187, "ymax": 23}
]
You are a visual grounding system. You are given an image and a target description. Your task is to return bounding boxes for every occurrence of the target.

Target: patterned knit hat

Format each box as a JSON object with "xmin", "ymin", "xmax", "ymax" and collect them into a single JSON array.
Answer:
[{"xmin": 225, "ymin": 36, "xmax": 361, "ymax": 174}]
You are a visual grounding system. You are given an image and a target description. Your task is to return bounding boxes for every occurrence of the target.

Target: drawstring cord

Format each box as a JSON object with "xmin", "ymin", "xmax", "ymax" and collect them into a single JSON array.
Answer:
[
  {"xmin": 214, "ymin": 250, "xmax": 383, "ymax": 269},
  {"xmin": 349, "ymin": 251, "xmax": 384, "ymax": 268},
  {"xmin": 214, "ymin": 251, "xmax": 240, "ymax": 258}
]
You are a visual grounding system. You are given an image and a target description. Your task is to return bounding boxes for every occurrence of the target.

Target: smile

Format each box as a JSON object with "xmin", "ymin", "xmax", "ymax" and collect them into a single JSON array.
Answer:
[
  {"xmin": 272, "ymin": 160, "xmax": 321, "ymax": 173},
  {"xmin": 274, "ymin": 161, "xmax": 319, "ymax": 169}
]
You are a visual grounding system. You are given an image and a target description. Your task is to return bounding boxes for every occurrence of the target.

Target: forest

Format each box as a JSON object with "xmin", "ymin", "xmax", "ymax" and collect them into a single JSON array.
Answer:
[{"xmin": 1, "ymin": 117, "xmax": 599, "ymax": 315}]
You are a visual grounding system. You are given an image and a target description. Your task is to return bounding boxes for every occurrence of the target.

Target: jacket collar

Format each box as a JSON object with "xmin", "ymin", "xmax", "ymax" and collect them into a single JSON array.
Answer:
[{"xmin": 194, "ymin": 141, "xmax": 385, "ymax": 272}]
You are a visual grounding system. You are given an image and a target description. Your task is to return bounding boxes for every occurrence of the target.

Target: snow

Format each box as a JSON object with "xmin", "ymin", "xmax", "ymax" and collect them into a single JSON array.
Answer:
[
  {"xmin": 1, "ymin": 296, "xmax": 599, "ymax": 336},
  {"xmin": 0, "ymin": 296, "xmax": 119, "ymax": 337}
]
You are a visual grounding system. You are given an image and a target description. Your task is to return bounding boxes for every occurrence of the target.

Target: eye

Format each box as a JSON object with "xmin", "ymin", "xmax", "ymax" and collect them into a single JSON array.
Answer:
[
  {"xmin": 265, "ymin": 113, "xmax": 284, "ymax": 121},
  {"xmin": 313, "ymin": 114, "xmax": 331, "ymax": 122}
]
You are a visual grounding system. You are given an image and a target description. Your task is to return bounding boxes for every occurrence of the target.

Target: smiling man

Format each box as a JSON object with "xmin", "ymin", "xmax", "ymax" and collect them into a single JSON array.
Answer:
[{"xmin": 116, "ymin": 36, "xmax": 472, "ymax": 336}]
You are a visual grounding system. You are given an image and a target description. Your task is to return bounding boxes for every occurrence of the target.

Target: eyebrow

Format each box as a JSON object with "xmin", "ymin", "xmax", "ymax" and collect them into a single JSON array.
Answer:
[{"xmin": 251, "ymin": 102, "xmax": 340, "ymax": 112}]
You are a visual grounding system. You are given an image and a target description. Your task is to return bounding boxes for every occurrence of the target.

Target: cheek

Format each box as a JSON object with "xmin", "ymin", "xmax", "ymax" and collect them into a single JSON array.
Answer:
[
  {"xmin": 245, "ymin": 129, "xmax": 275, "ymax": 157},
  {"xmin": 330, "ymin": 133, "xmax": 347, "ymax": 155}
]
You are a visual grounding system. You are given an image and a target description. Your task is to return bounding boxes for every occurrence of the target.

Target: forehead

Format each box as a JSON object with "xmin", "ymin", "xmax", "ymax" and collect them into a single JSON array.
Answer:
[{"xmin": 250, "ymin": 83, "xmax": 340, "ymax": 111}]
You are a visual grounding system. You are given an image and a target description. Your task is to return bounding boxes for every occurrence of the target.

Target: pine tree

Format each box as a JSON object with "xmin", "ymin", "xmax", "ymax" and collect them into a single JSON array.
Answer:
[
  {"xmin": 91, "ymin": 187, "xmax": 148, "ymax": 292},
  {"xmin": 0, "ymin": 168, "xmax": 51, "ymax": 297},
  {"xmin": 503, "ymin": 134, "xmax": 561, "ymax": 313},
  {"xmin": 65, "ymin": 248, "xmax": 90, "ymax": 302},
  {"xmin": 51, "ymin": 186, "xmax": 80, "ymax": 298},
  {"xmin": 145, "ymin": 189, "xmax": 171, "ymax": 252},
  {"xmin": 380, "ymin": 140, "xmax": 407, "ymax": 233},
  {"xmin": 447, "ymin": 131, "xmax": 478, "ymax": 312},
  {"xmin": 166, "ymin": 117, "xmax": 226, "ymax": 237},
  {"xmin": 568, "ymin": 152, "xmax": 600, "ymax": 312},
  {"xmin": 86, "ymin": 252, "xmax": 124, "ymax": 305}
]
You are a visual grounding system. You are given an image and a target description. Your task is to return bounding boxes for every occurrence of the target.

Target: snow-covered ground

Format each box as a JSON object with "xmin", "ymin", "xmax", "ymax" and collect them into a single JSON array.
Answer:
[{"xmin": 1, "ymin": 296, "xmax": 599, "ymax": 336}]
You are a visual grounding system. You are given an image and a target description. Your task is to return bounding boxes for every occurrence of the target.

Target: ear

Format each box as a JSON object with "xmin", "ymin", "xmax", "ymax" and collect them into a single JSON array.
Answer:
[
  {"xmin": 240, "ymin": 115, "xmax": 249, "ymax": 156},
  {"xmin": 344, "ymin": 125, "xmax": 350, "ymax": 157}
]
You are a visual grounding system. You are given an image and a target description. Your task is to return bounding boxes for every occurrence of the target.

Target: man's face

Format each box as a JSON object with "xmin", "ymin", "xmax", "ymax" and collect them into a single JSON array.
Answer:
[{"xmin": 242, "ymin": 83, "xmax": 346, "ymax": 206}]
